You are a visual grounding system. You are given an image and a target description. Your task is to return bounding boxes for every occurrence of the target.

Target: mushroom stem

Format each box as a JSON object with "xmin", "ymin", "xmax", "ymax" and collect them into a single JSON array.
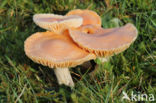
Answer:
[
  {"xmin": 95, "ymin": 57, "xmax": 109, "ymax": 69},
  {"xmin": 54, "ymin": 68, "xmax": 74, "ymax": 87},
  {"xmin": 98, "ymin": 57, "xmax": 108, "ymax": 63},
  {"xmin": 89, "ymin": 57, "xmax": 109, "ymax": 76}
]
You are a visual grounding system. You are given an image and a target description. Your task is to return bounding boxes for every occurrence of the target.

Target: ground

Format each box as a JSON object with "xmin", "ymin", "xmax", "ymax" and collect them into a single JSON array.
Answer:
[{"xmin": 0, "ymin": 0, "xmax": 156, "ymax": 103}]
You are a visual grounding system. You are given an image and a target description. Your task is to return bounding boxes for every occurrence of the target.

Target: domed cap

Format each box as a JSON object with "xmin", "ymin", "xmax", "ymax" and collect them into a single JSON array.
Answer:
[
  {"xmin": 24, "ymin": 31, "xmax": 96, "ymax": 68},
  {"xmin": 69, "ymin": 23, "xmax": 138, "ymax": 57},
  {"xmin": 33, "ymin": 14, "xmax": 83, "ymax": 34},
  {"xmin": 66, "ymin": 9, "xmax": 101, "ymax": 26}
]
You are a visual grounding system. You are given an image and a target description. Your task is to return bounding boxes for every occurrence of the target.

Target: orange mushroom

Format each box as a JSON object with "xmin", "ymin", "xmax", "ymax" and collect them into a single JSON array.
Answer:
[
  {"xmin": 24, "ymin": 31, "xmax": 96, "ymax": 87},
  {"xmin": 76, "ymin": 24, "xmax": 102, "ymax": 34},
  {"xmin": 66, "ymin": 9, "xmax": 101, "ymax": 26},
  {"xmin": 33, "ymin": 14, "xmax": 83, "ymax": 34},
  {"xmin": 27, "ymin": 10, "xmax": 138, "ymax": 86},
  {"xmin": 69, "ymin": 23, "xmax": 138, "ymax": 69}
]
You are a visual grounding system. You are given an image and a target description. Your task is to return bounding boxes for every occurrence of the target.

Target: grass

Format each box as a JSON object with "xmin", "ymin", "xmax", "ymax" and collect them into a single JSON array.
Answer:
[{"xmin": 0, "ymin": 0, "xmax": 156, "ymax": 103}]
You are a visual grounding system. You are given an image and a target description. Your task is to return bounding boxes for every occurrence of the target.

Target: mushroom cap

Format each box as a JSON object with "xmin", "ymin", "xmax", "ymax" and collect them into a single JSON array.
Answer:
[
  {"xmin": 33, "ymin": 14, "xmax": 83, "ymax": 34},
  {"xmin": 69, "ymin": 23, "xmax": 138, "ymax": 57},
  {"xmin": 24, "ymin": 31, "xmax": 96, "ymax": 68},
  {"xmin": 76, "ymin": 24, "xmax": 101, "ymax": 34},
  {"xmin": 66, "ymin": 9, "xmax": 101, "ymax": 26}
]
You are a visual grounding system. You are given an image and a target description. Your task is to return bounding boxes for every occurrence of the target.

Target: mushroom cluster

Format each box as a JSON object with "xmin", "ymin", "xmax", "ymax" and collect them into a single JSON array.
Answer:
[{"xmin": 24, "ymin": 9, "xmax": 138, "ymax": 87}]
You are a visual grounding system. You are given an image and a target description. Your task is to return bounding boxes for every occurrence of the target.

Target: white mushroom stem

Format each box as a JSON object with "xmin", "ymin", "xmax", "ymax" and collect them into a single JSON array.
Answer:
[
  {"xmin": 98, "ymin": 57, "xmax": 108, "ymax": 63},
  {"xmin": 54, "ymin": 68, "xmax": 74, "ymax": 87},
  {"xmin": 89, "ymin": 57, "xmax": 109, "ymax": 76},
  {"xmin": 95, "ymin": 57, "xmax": 109, "ymax": 70}
]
